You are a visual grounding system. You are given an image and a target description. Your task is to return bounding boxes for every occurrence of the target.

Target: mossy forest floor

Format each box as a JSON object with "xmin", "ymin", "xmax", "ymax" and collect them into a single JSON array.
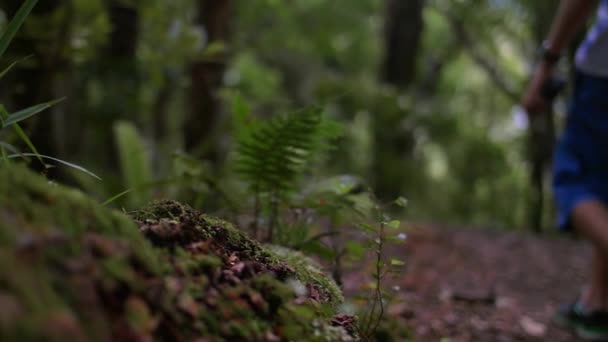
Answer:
[
  {"xmin": 343, "ymin": 226, "xmax": 589, "ymax": 341},
  {"xmin": 0, "ymin": 165, "xmax": 354, "ymax": 341}
]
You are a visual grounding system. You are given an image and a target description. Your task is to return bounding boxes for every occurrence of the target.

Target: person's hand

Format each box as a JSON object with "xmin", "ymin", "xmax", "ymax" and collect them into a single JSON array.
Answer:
[{"xmin": 521, "ymin": 63, "xmax": 554, "ymax": 115}]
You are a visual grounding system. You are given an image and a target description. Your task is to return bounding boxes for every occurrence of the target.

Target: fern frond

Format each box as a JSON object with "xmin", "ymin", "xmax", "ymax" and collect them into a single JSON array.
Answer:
[{"xmin": 235, "ymin": 107, "xmax": 326, "ymax": 196}]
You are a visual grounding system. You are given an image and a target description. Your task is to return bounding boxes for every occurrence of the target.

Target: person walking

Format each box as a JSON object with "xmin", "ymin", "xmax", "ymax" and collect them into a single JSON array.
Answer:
[{"xmin": 522, "ymin": 0, "xmax": 608, "ymax": 340}]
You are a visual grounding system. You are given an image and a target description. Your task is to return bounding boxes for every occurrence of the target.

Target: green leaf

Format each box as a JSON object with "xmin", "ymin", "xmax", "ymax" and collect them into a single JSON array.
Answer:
[
  {"xmin": 385, "ymin": 236, "xmax": 401, "ymax": 243},
  {"xmin": 1, "ymin": 98, "xmax": 65, "ymax": 128},
  {"xmin": 6, "ymin": 153, "xmax": 101, "ymax": 180},
  {"xmin": 0, "ymin": 0, "xmax": 39, "ymax": 58},
  {"xmin": 0, "ymin": 56, "xmax": 31, "ymax": 80},
  {"xmin": 114, "ymin": 121, "xmax": 153, "ymax": 207},
  {"xmin": 0, "ymin": 105, "xmax": 43, "ymax": 165},
  {"xmin": 101, "ymin": 189, "xmax": 133, "ymax": 206},
  {"xmin": 0, "ymin": 141, "xmax": 19, "ymax": 154},
  {"xmin": 394, "ymin": 196, "xmax": 408, "ymax": 207},
  {"xmin": 230, "ymin": 91, "xmax": 251, "ymax": 138},
  {"xmin": 357, "ymin": 222, "xmax": 376, "ymax": 233},
  {"xmin": 12, "ymin": 123, "xmax": 42, "ymax": 164},
  {"xmin": 387, "ymin": 220, "xmax": 401, "ymax": 229},
  {"xmin": 345, "ymin": 241, "xmax": 367, "ymax": 260},
  {"xmin": 390, "ymin": 258, "xmax": 405, "ymax": 266},
  {"xmin": 0, "ymin": 144, "xmax": 8, "ymax": 163}
]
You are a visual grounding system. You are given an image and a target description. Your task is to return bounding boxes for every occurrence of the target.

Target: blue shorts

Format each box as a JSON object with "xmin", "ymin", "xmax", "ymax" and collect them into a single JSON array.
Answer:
[{"xmin": 554, "ymin": 71, "xmax": 608, "ymax": 230}]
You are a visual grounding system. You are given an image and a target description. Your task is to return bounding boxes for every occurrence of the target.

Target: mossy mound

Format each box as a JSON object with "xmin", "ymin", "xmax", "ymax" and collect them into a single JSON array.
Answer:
[{"xmin": 0, "ymin": 165, "xmax": 355, "ymax": 341}]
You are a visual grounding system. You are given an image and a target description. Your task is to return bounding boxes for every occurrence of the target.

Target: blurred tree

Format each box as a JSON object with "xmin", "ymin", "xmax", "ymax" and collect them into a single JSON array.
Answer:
[
  {"xmin": 381, "ymin": 0, "xmax": 425, "ymax": 88},
  {"xmin": 97, "ymin": 1, "xmax": 140, "ymax": 163},
  {"xmin": 372, "ymin": 0, "xmax": 425, "ymax": 200},
  {"xmin": 184, "ymin": 0, "xmax": 231, "ymax": 161}
]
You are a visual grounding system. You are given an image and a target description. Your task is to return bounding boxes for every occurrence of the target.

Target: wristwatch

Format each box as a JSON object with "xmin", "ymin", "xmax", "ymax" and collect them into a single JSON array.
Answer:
[{"xmin": 540, "ymin": 41, "xmax": 561, "ymax": 65}]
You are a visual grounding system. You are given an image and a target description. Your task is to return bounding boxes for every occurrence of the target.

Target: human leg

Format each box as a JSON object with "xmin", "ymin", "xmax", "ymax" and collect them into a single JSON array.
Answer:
[
  {"xmin": 555, "ymin": 200, "xmax": 608, "ymax": 340},
  {"xmin": 572, "ymin": 200, "xmax": 608, "ymax": 311}
]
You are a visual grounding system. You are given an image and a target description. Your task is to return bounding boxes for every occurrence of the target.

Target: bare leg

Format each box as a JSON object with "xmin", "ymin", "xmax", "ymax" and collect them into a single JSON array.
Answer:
[
  {"xmin": 578, "ymin": 247, "xmax": 608, "ymax": 311},
  {"xmin": 572, "ymin": 200, "xmax": 608, "ymax": 311}
]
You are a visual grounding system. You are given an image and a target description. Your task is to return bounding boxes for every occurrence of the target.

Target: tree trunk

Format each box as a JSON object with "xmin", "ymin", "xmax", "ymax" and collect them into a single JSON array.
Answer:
[
  {"xmin": 374, "ymin": 0, "xmax": 425, "ymax": 200},
  {"xmin": 380, "ymin": 0, "xmax": 425, "ymax": 88},
  {"xmin": 184, "ymin": 0, "xmax": 231, "ymax": 160},
  {"xmin": 82, "ymin": 1, "xmax": 140, "ymax": 170}
]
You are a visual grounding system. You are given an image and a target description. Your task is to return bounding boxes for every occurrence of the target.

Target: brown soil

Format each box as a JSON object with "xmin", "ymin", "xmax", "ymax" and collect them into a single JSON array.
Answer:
[{"xmin": 344, "ymin": 226, "xmax": 591, "ymax": 341}]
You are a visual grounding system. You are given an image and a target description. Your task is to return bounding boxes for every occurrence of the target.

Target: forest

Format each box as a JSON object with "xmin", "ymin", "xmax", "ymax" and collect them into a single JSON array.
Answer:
[{"xmin": 0, "ymin": 0, "xmax": 596, "ymax": 341}]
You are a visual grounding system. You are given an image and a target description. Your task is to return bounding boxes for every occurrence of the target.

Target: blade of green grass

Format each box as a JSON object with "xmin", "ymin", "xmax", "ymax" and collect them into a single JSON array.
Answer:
[
  {"xmin": 0, "ymin": 141, "xmax": 19, "ymax": 154},
  {"xmin": 1, "ymin": 146, "xmax": 7, "ymax": 163},
  {"xmin": 101, "ymin": 189, "xmax": 133, "ymax": 206},
  {"xmin": 0, "ymin": 141, "xmax": 18, "ymax": 163},
  {"xmin": 101, "ymin": 177, "xmax": 204, "ymax": 207},
  {"xmin": 0, "ymin": 56, "xmax": 32, "ymax": 80},
  {"xmin": 6, "ymin": 153, "xmax": 101, "ymax": 180},
  {"xmin": 0, "ymin": 0, "xmax": 39, "ymax": 58},
  {"xmin": 0, "ymin": 105, "xmax": 43, "ymax": 164},
  {"xmin": 12, "ymin": 123, "xmax": 43, "ymax": 164},
  {"xmin": 1, "ymin": 98, "xmax": 65, "ymax": 128}
]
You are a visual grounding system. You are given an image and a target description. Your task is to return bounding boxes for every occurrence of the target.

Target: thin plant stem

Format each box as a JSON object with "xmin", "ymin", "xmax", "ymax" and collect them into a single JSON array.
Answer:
[
  {"xmin": 253, "ymin": 185, "xmax": 260, "ymax": 240},
  {"xmin": 371, "ymin": 221, "xmax": 386, "ymax": 334}
]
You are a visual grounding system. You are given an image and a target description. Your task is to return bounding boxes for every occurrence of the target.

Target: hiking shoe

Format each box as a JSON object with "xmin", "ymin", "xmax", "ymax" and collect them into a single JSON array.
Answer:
[{"xmin": 555, "ymin": 303, "xmax": 608, "ymax": 341}]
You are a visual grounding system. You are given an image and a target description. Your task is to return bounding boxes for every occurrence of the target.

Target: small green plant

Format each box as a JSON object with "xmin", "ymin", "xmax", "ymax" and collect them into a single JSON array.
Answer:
[
  {"xmin": 233, "ymin": 99, "xmax": 341, "ymax": 242},
  {"xmin": 113, "ymin": 120, "xmax": 153, "ymax": 207},
  {"xmin": 356, "ymin": 195, "xmax": 408, "ymax": 341},
  {"xmin": 0, "ymin": 0, "xmax": 98, "ymax": 179},
  {"xmin": 296, "ymin": 175, "xmax": 372, "ymax": 285}
]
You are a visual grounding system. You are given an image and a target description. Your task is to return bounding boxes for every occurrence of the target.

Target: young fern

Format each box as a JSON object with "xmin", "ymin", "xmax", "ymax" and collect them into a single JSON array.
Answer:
[
  {"xmin": 235, "ymin": 107, "xmax": 336, "ymax": 241},
  {"xmin": 236, "ymin": 108, "xmax": 321, "ymax": 193}
]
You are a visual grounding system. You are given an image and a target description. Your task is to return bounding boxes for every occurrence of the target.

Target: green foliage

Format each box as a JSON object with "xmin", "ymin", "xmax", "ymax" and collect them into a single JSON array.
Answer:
[
  {"xmin": 233, "ymin": 104, "xmax": 343, "ymax": 241},
  {"xmin": 113, "ymin": 121, "xmax": 153, "ymax": 208},
  {"xmin": 235, "ymin": 107, "xmax": 325, "ymax": 195},
  {"xmin": 356, "ymin": 196, "xmax": 407, "ymax": 340},
  {"xmin": 0, "ymin": 98, "xmax": 64, "ymax": 128},
  {"xmin": 0, "ymin": 1, "xmax": 98, "ymax": 179},
  {"xmin": 0, "ymin": 0, "xmax": 38, "ymax": 58}
]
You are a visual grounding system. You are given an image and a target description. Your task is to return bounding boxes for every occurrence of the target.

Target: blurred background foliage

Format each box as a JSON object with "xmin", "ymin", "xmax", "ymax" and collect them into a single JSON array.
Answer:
[{"xmin": 0, "ymin": 0, "xmax": 571, "ymax": 230}]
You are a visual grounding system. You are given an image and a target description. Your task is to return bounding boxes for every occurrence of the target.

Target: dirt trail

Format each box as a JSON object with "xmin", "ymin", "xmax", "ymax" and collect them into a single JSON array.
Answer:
[{"xmin": 344, "ymin": 226, "xmax": 591, "ymax": 341}]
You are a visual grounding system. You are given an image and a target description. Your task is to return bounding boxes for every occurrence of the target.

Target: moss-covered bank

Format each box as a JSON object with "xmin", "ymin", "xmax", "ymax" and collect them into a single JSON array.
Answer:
[{"xmin": 0, "ymin": 164, "xmax": 355, "ymax": 341}]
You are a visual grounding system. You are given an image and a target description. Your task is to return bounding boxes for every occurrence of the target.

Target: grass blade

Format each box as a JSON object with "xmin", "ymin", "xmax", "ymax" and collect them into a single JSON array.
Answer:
[
  {"xmin": 101, "ymin": 189, "xmax": 133, "ymax": 206},
  {"xmin": 0, "ymin": 56, "xmax": 32, "ymax": 80},
  {"xmin": 0, "ymin": 141, "xmax": 19, "ymax": 154},
  {"xmin": 0, "ymin": 145, "xmax": 7, "ymax": 163},
  {"xmin": 1, "ymin": 98, "xmax": 65, "ymax": 128},
  {"xmin": 0, "ymin": 0, "xmax": 39, "ymax": 58},
  {"xmin": 6, "ymin": 153, "xmax": 101, "ymax": 180},
  {"xmin": 0, "ymin": 105, "xmax": 43, "ymax": 164}
]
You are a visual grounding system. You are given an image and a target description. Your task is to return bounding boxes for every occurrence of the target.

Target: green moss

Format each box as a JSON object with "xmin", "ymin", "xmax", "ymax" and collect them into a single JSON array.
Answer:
[
  {"xmin": 0, "ymin": 166, "xmax": 354, "ymax": 341},
  {"xmin": 269, "ymin": 245, "xmax": 344, "ymax": 306},
  {"xmin": 133, "ymin": 200, "xmax": 343, "ymax": 306},
  {"xmin": 0, "ymin": 165, "xmax": 157, "ymax": 340},
  {"xmin": 0, "ymin": 164, "xmax": 158, "ymax": 271}
]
